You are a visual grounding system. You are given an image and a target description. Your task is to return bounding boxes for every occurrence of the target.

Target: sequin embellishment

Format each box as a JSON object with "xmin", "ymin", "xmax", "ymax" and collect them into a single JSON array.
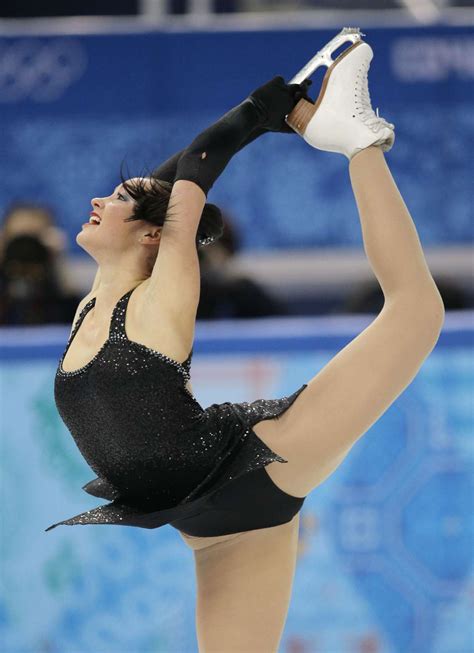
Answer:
[
  {"xmin": 47, "ymin": 284, "xmax": 309, "ymax": 533},
  {"xmin": 57, "ymin": 289, "xmax": 192, "ymax": 381}
]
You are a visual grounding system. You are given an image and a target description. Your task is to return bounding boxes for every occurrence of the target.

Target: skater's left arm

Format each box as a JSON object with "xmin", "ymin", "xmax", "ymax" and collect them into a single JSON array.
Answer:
[
  {"xmin": 143, "ymin": 180, "xmax": 205, "ymax": 344},
  {"xmin": 146, "ymin": 77, "xmax": 309, "ymax": 327},
  {"xmin": 150, "ymin": 127, "xmax": 268, "ymax": 183},
  {"xmin": 150, "ymin": 77, "xmax": 311, "ymax": 183},
  {"xmin": 144, "ymin": 98, "xmax": 258, "ymax": 334}
]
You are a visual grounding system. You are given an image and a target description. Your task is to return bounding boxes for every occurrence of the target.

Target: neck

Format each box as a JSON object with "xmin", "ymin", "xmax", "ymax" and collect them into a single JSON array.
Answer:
[{"xmin": 90, "ymin": 268, "xmax": 147, "ymax": 316}]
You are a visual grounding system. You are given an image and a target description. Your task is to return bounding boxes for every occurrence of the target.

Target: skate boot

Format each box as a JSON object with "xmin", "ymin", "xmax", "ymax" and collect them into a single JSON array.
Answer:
[{"xmin": 286, "ymin": 27, "xmax": 395, "ymax": 160}]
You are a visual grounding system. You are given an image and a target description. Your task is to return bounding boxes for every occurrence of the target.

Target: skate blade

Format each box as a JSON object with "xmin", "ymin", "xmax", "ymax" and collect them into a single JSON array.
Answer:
[{"xmin": 289, "ymin": 26, "xmax": 366, "ymax": 85}]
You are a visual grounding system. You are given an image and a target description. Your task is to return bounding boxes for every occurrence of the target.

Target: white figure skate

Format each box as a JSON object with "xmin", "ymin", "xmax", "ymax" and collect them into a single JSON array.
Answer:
[{"xmin": 286, "ymin": 27, "xmax": 395, "ymax": 160}]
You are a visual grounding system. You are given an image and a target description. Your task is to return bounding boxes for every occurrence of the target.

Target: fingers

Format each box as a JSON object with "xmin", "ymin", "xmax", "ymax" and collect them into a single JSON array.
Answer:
[
  {"xmin": 252, "ymin": 75, "xmax": 314, "ymax": 133},
  {"xmin": 282, "ymin": 79, "xmax": 314, "ymax": 134},
  {"xmin": 289, "ymin": 79, "xmax": 314, "ymax": 104},
  {"xmin": 265, "ymin": 75, "xmax": 312, "ymax": 101},
  {"xmin": 287, "ymin": 79, "xmax": 312, "ymax": 92},
  {"xmin": 266, "ymin": 75, "xmax": 286, "ymax": 88}
]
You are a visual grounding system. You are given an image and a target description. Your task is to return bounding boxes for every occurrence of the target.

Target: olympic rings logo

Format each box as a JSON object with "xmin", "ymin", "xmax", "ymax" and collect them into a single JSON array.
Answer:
[{"xmin": 0, "ymin": 38, "xmax": 87, "ymax": 102}]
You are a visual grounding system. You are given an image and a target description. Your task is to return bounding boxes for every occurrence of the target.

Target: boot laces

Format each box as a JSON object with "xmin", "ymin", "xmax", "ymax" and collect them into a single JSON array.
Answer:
[{"xmin": 356, "ymin": 61, "xmax": 394, "ymax": 133}]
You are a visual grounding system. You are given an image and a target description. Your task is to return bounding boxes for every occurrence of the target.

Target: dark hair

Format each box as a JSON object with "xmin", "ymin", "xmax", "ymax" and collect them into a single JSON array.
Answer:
[
  {"xmin": 218, "ymin": 211, "xmax": 240, "ymax": 256},
  {"xmin": 118, "ymin": 161, "xmax": 223, "ymax": 248}
]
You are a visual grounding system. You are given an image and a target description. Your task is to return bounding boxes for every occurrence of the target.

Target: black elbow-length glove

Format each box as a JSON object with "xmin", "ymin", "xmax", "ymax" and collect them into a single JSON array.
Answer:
[
  {"xmin": 151, "ymin": 124, "xmax": 274, "ymax": 183},
  {"xmin": 152, "ymin": 77, "xmax": 312, "ymax": 185},
  {"xmin": 152, "ymin": 126, "xmax": 275, "ymax": 182},
  {"xmin": 163, "ymin": 76, "xmax": 312, "ymax": 196}
]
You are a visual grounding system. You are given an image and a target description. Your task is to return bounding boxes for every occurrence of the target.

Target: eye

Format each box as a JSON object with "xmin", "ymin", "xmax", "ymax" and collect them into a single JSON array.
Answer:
[{"xmin": 117, "ymin": 192, "xmax": 127, "ymax": 201}]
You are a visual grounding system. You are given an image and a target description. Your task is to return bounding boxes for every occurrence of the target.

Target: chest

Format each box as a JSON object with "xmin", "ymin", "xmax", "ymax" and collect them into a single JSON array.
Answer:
[{"xmin": 61, "ymin": 285, "xmax": 194, "ymax": 394}]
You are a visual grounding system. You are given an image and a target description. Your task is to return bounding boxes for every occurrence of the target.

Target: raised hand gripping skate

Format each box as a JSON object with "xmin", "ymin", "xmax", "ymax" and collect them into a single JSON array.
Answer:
[{"xmin": 286, "ymin": 27, "xmax": 365, "ymax": 135}]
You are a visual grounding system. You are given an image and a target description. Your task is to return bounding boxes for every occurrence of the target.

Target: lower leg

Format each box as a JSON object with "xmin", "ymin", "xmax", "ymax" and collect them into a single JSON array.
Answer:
[{"xmin": 349, "ymin": 147, "xmax": 443, "ymax": 305}]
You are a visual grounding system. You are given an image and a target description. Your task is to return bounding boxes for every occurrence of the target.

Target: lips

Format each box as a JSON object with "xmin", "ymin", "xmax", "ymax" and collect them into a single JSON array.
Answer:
[{"xmin": 87, "ymin": 212, "xmax": 101, "ymax": 226}]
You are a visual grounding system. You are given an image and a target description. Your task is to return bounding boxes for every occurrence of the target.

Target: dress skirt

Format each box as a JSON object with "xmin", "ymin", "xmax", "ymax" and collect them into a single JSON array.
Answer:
[{"xmin": 45, "ymin": 383, "xmax": 308, "ymax": 536}]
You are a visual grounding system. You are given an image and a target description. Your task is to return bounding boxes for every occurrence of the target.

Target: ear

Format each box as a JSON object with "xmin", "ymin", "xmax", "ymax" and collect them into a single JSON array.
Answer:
[{"xmin": 139, "ymin": 227, "xmax": 162, "ymax": 247}]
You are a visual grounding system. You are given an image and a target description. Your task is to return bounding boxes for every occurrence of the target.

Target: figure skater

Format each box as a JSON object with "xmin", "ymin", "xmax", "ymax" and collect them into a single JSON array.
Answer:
[{"xmin": 46, "ymin": 28, "xmax": 444, "ymax": 652}]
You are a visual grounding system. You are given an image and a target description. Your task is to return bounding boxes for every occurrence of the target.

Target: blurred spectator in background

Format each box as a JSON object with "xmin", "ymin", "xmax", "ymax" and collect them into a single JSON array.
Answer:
[
  {"xmin": 197, "ymin": 211, "xmax": 289, "ymax": 319},
  {"xmin": 0, "ymin": 203, "xmax": 66, "ymax": 258},
  {"xmin": 342, "ymin": 276, "xmax": 470, "ymax": 315},
  {"xmin": 0, "ymin": 203, "xmax": 81, "ymax": 325}
]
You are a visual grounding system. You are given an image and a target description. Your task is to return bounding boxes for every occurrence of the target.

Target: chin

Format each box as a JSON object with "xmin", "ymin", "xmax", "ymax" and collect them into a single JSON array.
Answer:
[{"xmin": 76, "ymin": 231, "xmax": 94, "ymax": 255}]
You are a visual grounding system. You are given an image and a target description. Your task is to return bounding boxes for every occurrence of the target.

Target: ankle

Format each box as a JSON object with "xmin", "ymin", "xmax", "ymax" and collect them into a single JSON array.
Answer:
[{"xmin": 349, "ymin": 144, "xmax": 384, "ymax": 167}]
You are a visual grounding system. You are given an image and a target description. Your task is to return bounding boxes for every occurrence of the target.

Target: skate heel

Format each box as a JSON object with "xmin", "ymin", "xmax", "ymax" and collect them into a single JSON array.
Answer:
[{"xmin": 286, "ymin": 98, "xmax": 316, "ymax": 136}]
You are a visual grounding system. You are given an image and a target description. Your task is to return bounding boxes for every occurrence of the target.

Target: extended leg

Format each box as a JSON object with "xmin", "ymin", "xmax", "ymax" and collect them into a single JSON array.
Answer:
[
  {"xmin": 348, "ymin": 146, "xmax": 441, "ymax": 302},
  {"xmin": 253, "ymin": 147, "xmax": 445, "ymax": 497}
]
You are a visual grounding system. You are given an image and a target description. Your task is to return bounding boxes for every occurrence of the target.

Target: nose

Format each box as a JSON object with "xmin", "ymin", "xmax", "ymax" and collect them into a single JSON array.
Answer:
[{"xmin": 91, "ymin": 197, "xmax": 103, "ymax": 210}]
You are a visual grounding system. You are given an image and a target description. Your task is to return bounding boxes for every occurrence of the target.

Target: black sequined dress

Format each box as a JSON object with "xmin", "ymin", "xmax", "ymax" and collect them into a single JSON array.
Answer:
[{"xmin": 45, "ymin": 287, "xmax": 307, "ymax": 533}]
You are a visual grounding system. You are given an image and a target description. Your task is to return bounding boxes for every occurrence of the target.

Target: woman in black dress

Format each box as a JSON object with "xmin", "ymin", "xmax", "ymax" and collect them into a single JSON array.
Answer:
[{"xmin": 47, "ymin": 29, "xmax": 444, "ymax": 652}]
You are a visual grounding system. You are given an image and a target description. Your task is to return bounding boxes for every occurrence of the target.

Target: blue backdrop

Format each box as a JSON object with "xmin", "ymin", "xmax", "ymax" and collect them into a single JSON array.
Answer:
[{"xmin": 1, "ymin": 24, "xmax": 473, "ymax": 253}]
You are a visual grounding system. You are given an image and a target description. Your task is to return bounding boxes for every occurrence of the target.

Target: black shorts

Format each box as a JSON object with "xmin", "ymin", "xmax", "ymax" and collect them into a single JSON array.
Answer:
[{"xmin": 170, "ymin": 465, "xmax": 306, "ymax": 537}]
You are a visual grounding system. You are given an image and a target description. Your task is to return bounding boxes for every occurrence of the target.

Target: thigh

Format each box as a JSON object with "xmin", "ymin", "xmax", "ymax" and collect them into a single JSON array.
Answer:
[
  {"xmin": 178, "ymin": 529, "xmax": 244, "ymax": 552},
  {"xmin": 192, "ymin": 513, "xmax": 300, "ymax": 652},
  {"xmin": 252, "ymin": 298, "xmax": 442, "ymax": 497}
]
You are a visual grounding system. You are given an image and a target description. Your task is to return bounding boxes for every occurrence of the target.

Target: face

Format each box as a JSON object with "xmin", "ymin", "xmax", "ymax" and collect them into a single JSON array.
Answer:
[
  {"xmin": 82, "ymin": 180, "xmax": 136, "ymax": 231},
  {"xmin": 77, "ymin": 178, "xmax": 161, "ymax": 264}
]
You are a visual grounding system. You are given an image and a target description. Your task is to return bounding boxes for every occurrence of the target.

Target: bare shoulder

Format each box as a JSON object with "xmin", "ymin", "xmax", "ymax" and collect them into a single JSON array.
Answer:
[{"xmin": 129, "ymin": 279, "xmax": 195, "ymax": 365}]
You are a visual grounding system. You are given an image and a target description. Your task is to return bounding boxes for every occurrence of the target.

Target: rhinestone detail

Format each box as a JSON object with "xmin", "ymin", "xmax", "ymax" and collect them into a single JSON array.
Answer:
[{"xmin": 57, "ymin": 290, "xmax": 192, "ymax": 382}]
